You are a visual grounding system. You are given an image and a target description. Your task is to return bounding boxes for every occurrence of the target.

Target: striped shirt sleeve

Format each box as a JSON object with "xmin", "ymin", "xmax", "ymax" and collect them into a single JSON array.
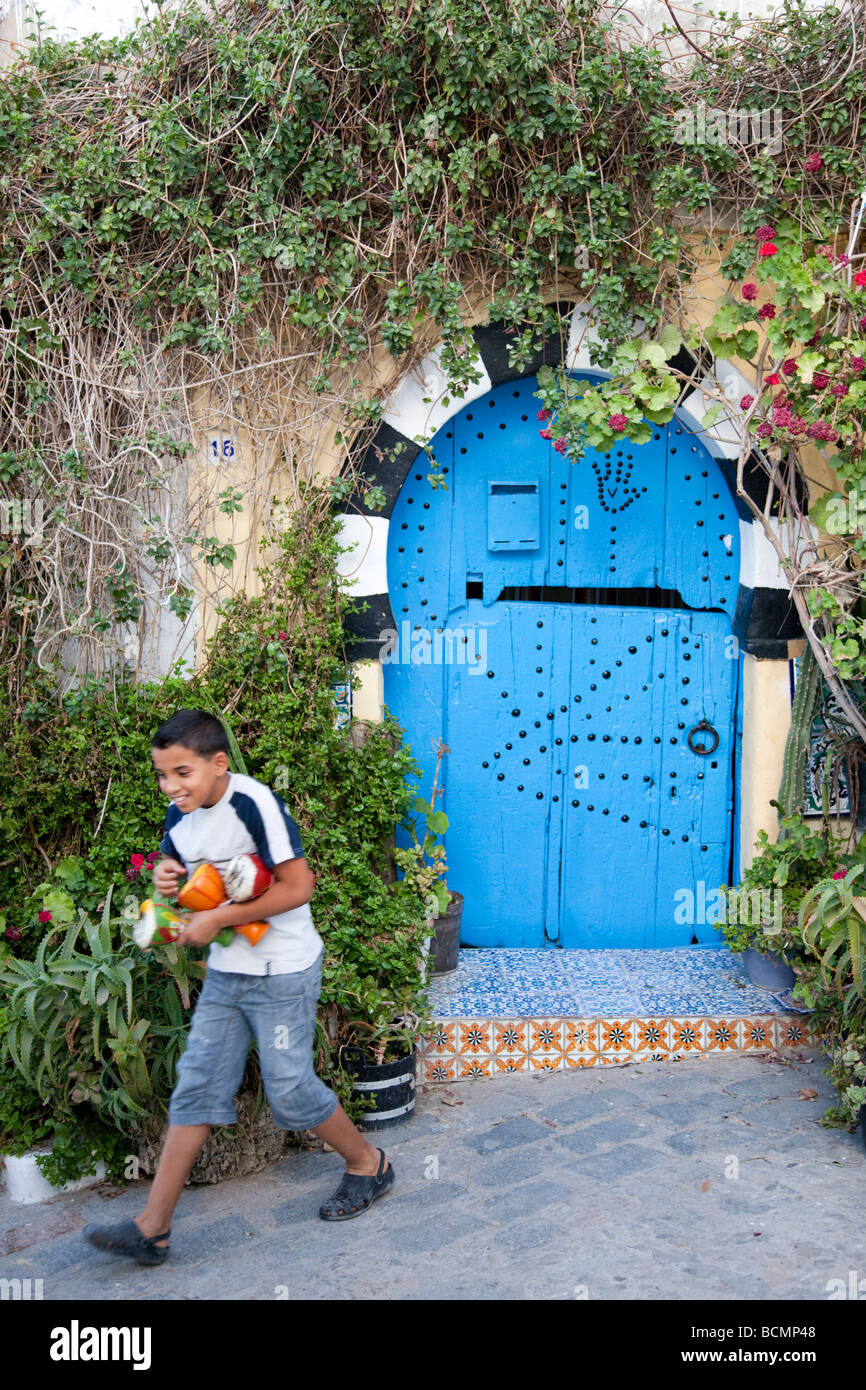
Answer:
[{"xmin": 231, "ymin": 783, "xmax": 305, "ymax": 868}]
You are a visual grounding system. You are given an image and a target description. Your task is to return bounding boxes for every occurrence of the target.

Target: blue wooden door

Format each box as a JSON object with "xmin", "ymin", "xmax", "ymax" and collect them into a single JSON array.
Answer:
[{"xmin": 384, "ymin": 376, "xmax": 740, "ymax": 947}]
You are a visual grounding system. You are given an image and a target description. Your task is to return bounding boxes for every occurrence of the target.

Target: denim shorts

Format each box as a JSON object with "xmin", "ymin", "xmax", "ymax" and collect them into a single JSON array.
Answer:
[{"xmin": 168, "ymin": 952, "xmax": 338, "ymax": 1131}]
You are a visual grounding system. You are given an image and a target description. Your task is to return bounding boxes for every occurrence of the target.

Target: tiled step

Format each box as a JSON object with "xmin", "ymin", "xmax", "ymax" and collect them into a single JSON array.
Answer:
[{"xmin": 418, "ymin": 947, "xmax": 820, "ymax": 1081}]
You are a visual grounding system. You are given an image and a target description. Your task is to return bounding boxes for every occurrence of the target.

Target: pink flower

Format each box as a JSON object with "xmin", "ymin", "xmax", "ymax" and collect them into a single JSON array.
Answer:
[
  {"xmin": 608, "ymin": 414, "xmax": 628, "ymax": 432},
  {"xmin": 807, "ymin": 331, "xmax": 822, "ymax": 347},
  {"xmin": 855, "ymin": 270, "xmax": 866, "ymax": 288},
  {"xmin": 740, "ymin": 395, "xmax": 755, "ymax": 410},
  {"xmin": 759, "ymin": 243, "xmax": 778, "ymax": 258},
  {"xmin": 831, "ymin": 383, "xmax": 848, "ymax": 398},
  {"xmin": 837, "ymin": 253, "xmax": 851, "ymax": 268},
  {"xmin": 146, "ymin": 850, "xmax": 160, "ymax": 865},
  {"xmin": 782, "ymin": 358, "xmax": 798, "ymax": 376},
  {"xmin": 553, "ymin": 438, "xmax": 568, "ymax": 454},
  {"xmin": 758, "ymin": 304, "xmax": 776, "ymax": 320},
  {"xmin": 764, "ymin": 374, "xmax": 781, "ymax": 387},
  {"xmin": 742, "ymin": 283, "xmax": 758, "ymax": 301},
  {"xmin": 833, "ymin": 869, "xmax": 847, "ymax": 879},
  {"xmin": 130, "ymin": 853, "xmax": 145, "ymax": 870},
  {"xmin": 38, "ymin": 910, "xmax": 52, "ymax": 924},
  {"xmin": 851, "ymin": 356, "xmax": 866, "ymax": 373},
  {"xmin": 755, "ymin": 422, "xmax": 773, "ymax": 438},
  {"xmin": 125, "ymin": 866, "xmax": 140, "ymax": 882},
  {"xmin": 539, "ymin": 428, "xmax": 553, "ymax": 440},
  {"xmin": 804, "ymin": 153, "xmax": 823, "ymax": 172},
  {"xmin": 807, "ymin": 420, "xmax": 838, "ymax": 442},
  {"xmin": 537, "ymin": 408, "xmax": 552, "ymax": 422},
  {"xmin": 276, "ymin": 630, "xmax": 288, "ymax": 641},
  {"xmin": 858, "ymin": 316, "xmax": 866, "ymax": 333},
  {"xmin": 812, "ymin": 370, "xmax": 830, "ymax": 390},
  {"xmin": 816, "ymin": 244, "xmax": 834, "ymax": 260},
  {"xmin": 754, "ymin": 225, "xmax": 776, "ymax": 240},
  {"xmin": 5, "ymin": 925, "xmax": 22, "ymax": 942}
]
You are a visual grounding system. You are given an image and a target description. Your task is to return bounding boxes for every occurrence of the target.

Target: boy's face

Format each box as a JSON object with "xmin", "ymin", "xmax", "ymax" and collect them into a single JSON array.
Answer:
[{"xmin": 151, "ymin": 743, "xmax": 230, "ymax": 813}]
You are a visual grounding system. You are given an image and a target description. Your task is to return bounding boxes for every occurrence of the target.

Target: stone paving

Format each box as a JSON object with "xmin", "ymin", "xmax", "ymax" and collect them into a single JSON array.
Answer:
[{"xmin": 1, "ymin": 1049, "xmax": 863, "ymax": 1301}]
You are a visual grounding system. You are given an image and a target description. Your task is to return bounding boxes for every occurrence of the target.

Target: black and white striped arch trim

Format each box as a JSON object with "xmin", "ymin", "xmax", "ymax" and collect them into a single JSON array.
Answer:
[{"xmin": 337, "ymin": 302, "xmax": 802, "ymax": 662}]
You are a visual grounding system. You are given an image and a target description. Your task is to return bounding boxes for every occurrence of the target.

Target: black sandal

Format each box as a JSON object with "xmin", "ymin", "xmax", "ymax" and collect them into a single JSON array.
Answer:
[
  {"xmin": 84, "ymin": 1218, "xmax": 171, "ymax": 1265},
  {"xmin": 319, "ymin": 1148, "xmax": 394, "ymax": 1221}
]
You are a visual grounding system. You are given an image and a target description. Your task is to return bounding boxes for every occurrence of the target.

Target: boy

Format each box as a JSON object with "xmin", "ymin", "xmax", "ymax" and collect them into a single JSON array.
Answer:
[{"xmin": 85, "ymin": 708, "xmax": 393, "ymax": 1264}]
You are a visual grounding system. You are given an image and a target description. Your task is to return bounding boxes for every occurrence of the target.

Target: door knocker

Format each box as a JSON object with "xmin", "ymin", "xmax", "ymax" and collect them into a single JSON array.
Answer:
[{"xmin": 687, "ymin": 720, "xmax": 720, "ymax": 755}]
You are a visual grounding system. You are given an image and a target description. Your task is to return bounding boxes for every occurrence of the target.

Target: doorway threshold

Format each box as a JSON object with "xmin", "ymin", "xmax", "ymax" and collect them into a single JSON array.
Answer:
[{"xmin": 418, "ymin": 948, "xmax": 819, "ymax": 1081}]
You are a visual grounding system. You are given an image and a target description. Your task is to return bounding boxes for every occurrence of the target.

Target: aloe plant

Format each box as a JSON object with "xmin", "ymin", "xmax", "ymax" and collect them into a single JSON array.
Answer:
[
  {"xmin": 0, "ymin": 889, "xmax": 202, "ymax": 1128},
  {"xmin": 798, "ymin": 864, "xmax": 865, "ymax": 1007}
]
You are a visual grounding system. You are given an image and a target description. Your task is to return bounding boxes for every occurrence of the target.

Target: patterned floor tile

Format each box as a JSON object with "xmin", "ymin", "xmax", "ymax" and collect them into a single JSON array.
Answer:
[{"xmin": 456, "ymin": 1021, "xmax": 494, "ymax": 1054}]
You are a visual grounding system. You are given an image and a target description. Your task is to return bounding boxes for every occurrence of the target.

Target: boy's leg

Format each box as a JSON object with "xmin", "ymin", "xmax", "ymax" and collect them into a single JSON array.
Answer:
[
  {"xmin": 249, "ymin": 962, "xmax": 389, "ymax": 1178},
  {"xmin": 309, "ymin": 1105, "xmax": 386, "ymax": 1176},
  {"xmin": 139, "ymin": 971, "xmax": 252, "ymax": 1243},
  {"xmin": 134, "ymin": 1124, "xmax": 210, "ymax": 1245}
]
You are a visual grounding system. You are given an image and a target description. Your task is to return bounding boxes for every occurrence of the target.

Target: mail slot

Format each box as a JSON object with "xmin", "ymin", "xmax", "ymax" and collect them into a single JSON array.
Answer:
[{"xmin": 487, "ymin": 480, "xmax": 540, "ymax": 551}]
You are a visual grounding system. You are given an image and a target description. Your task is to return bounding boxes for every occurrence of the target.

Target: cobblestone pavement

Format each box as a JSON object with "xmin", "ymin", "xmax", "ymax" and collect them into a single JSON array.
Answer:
[{"xmin": 1, "ymin": 1050, "xmax": 863, "ymax": 1301}]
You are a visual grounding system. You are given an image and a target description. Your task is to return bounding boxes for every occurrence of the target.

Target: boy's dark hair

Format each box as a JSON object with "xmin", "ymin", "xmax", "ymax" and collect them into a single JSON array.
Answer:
[{"xmin": 151, "ymin": 709, "xmax": 230, "ymax": 759}]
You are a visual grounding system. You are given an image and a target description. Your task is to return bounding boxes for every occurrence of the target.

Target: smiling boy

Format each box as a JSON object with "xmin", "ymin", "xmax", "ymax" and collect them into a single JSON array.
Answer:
[{"xmin": 84, "ymin": 708, "xmax": 393, "ymax": 1264}]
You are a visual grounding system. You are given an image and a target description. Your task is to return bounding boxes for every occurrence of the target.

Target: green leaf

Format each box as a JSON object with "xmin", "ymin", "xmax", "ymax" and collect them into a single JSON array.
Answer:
[
  {"xmin": 425, "ymin": 810, "xmax": 449, "ymax": 834},
  {"xmin": 658, "ymin": 324, "xmax": 682, "ymax": 359},
  {"xmin": 702, "ymin": 403, "xmax": 725, "ymax": 427},
  {"xmin": 639, "ymin": 342, "xmax": 667, "ymax": 368}
]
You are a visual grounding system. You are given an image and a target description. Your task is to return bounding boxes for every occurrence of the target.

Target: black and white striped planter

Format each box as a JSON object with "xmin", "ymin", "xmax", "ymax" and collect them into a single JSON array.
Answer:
[{"xmin": 342, "ymin": 1046, "xmax": 416, "ymax": 1131}]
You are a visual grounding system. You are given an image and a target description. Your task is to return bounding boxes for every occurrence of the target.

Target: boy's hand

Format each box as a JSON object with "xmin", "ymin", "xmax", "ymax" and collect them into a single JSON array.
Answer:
[
  {"xmin": 153, "ymin": 857, "xmax": 186, "ymax": 898},
  {"xmin": 175, "ymin": 909, "xmax": 228, "ymax": 947}
]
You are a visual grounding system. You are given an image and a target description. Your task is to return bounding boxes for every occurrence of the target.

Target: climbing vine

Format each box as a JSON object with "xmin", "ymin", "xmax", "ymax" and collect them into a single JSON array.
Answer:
[{"xmin": 0, "ymin": 0, "xmax": 864, "ymax": 711}]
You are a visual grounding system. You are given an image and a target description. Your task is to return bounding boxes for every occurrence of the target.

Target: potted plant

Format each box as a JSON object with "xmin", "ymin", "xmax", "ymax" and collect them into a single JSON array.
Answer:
[
  {"xmin": 338, "ymin": 1010, "xmax": 422, "ymax": 1132},
  {"xmin": 394, "ymin": 740, "xmax": 463, "ymax": 976},
  {"xmin": 720, "ymin": 814, "xmax": 837, "ymax": 990}
]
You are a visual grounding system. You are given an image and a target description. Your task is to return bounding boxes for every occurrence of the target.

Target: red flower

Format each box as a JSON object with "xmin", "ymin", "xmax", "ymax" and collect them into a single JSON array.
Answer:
[
  {"xmin": 38, "ymin": 910, "xmax": 52, "ymax": 924},
  {"xmin": 833, "ymin": 869, "xmax": 847, "ymax": 879},
  {"xmin": 742, "ymin": 283, "xmax": 758, "ymax": 301},
  {"xmin": 608, "ymin": 414, "xmax": 628, "ymax": 432},
  {"xmin": 537, "ymin": 408, "xmax": 552, "ymax": 422},
  {"xmin": 130, "ymin": 853, "xmax": 145, "ymax": 870},
  {"xmin": 755, "ymin": 422, "xmax": 773, "ymax": 438},
  {"xmin": 146, "ymin": 850, "xmax": 160, "ymax": 865},
  {"xmin": 782, "ymin": 358, "xmax": 798, "ymax": 376},
  {"xmin": 837, "ymin": 253, "xmax": 851, "ymax": 268},
  {"xmin": 807, "ymin": 332, "xmax": 822, "ymax": 347},
  {"xmin": 804, "ymin": 153, "xmax": 823, "ymax": 172},
  {"xmin": 276, "ymin": 630, "xmax": 288, "ymax": 641},
  {"xmin": 764, "ymin": 374, "xmax": 781, "ymax": 387},
  {"xmin": 125, "ymin": 866, "xmax": 140, "ymax": 882},
  {"xmin": 740, "ymin": 395, "xmax": 755, "ymax": 410},
  {"xmin": 851, "ymin": 356, "xmax": 866, "ymax": 373},
  {"xmin": 754, "ymin": 225, "xmax": 776, "ymax": 240},
  {"xmin": 855, "ymin": 270, "xmax": 866, "ymax": 288},
  {"xmin": 858, "ymin": 316, "xmax": 866, "ymax": 333},
  {"xmin": 539, "ymin": 428, "xmax": 553, "ymax": 440},
  {"xmin": 831, "ymin": 383, "xmax": 848, "ymax": 398},
  {"xmin": 759, "ymin": 243, "xmax": 778, "ymax": 258},
  {"xmin": 807, "ymin": 420, "xmax": 837, "ymax": 442},
  {"xmin": 812, "ymin": 370, "xmax": 830, "ymax": 390},
  {"xmin": 553, "ymin": 438, "xmax": 568, "ymax": 454},
  {"xmin": 758, "ymin": 304, "xmax": 776, "ymax": 320},
  {"xmin": 5, "ymin": 925, "xmax": 22, "ymax": 942}
]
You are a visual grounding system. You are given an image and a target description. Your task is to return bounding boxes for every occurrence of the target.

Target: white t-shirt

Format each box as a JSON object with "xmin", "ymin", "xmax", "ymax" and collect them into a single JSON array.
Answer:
[{"xmin": 159, "ymin": 771, "xmax": 324, "ymax": 976}]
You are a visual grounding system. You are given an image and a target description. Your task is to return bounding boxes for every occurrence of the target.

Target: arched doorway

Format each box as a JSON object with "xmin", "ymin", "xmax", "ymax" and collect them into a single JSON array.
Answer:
[{"xmin": 382, "ymin": 371, "xmax": 741, "ymax": 948}]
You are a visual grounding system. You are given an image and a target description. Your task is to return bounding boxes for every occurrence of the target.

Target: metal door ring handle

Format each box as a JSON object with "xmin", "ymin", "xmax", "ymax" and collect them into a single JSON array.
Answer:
[{"xmin": 687, "ymin": 721, "xmax": 719, "ymax": 755}]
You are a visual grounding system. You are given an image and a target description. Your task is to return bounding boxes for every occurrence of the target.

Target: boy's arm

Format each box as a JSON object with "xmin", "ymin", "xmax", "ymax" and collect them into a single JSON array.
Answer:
[{"xmin": 175, "ymin": 859, "xmax": 314, "ymax": 945}]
